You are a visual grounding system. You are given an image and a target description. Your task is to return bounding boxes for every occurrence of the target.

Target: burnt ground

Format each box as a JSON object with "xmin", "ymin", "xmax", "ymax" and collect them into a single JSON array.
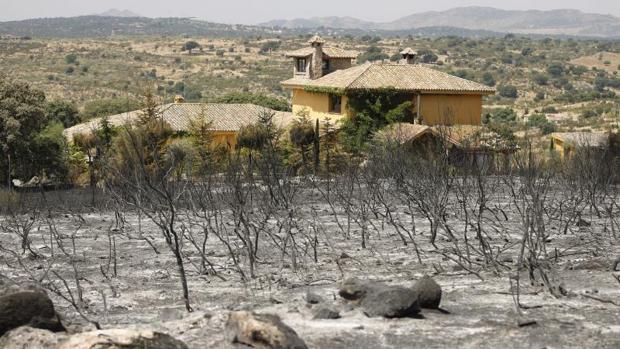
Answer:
[{"xmin": 0, "ymin": 196, "xmax": 619, "ymax": 349}]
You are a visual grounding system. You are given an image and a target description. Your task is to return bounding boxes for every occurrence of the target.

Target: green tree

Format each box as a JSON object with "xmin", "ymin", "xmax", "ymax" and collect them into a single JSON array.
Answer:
[
  {"xmin": 183, "ymin": 41, "xmax": 200, "ymax": 55},
  {"xmin": 289, "ymin": 111, "xmax": 315, "ymax": 170},
  {"xmin": 46, "ymin": 100, "xmax": 81, "ymax": 128},
  {"xmin": 0, "ymin": 76, "xmax": 47, "ymax": 186}
]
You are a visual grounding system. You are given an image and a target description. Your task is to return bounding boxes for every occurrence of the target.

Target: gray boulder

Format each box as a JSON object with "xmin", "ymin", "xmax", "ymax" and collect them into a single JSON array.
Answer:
[
  {"xmin": 0, "ymin": 291, "xmax": 65, "ymax": 336},
  {"xmin": 312, "ymin": 305, "xmax": 340, "ymax": 320},
  {"xmin": 226, "ymin": 311, "xmax": 308, "ymax": 349},
  {"xmin": 338, "ymin": 278, "xmax": 380, "ymax": 301},
  {"xmin": 360, "ymin": 286, "xmax": 420, "ymax": 318},
  {"xmin": 412, "ymin": 275, "xmax": 442, "ymax": 309}
]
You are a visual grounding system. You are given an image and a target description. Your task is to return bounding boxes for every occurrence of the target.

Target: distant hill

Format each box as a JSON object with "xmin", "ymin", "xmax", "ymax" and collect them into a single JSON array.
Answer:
[
  {"xmin": 262, "ymin": 6, "xmax": 620, "ymax": 37},
  {"xmin": 0, "ymin": 16, "xmax": 278, "ymax": 38},
  {"xmin": 97, "ymin": 9, "xmax": 142, "ymax": 18}
]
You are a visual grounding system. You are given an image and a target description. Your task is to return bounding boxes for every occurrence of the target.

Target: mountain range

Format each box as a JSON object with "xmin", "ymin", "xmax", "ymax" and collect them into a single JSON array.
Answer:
[
  {"xmin": 1, "ymin": 6, "xmax": 619, "ymax": 39},
  {"xmin": 262, "ymin": 6, "xmax": 620, "ymax": 37}
]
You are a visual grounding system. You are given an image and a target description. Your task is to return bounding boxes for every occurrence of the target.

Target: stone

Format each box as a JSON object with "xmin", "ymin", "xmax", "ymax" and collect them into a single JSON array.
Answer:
[
  {"xmin": 0, "ymin": 326, "xmax": 65, "ymax": 349},
  {"xmin": 0, "ymin": 291, "xmax": 65, "ymax": 336},
  {"xmin": 57, "ymin": 329, "xmax": 188, "ymax": 349},
  {"xmin": 312, "ymin": 305, "xmax": 340, "ymax": 320},
  {"xmin": 360, "ymin": 286, "xmax": 420, "ymax": 318},
  {"xmin": 226, "ymin": 311, "xmax": 308, "ymax": 349},
  {"xmin": 338, "ymin": 278, "xmax": 379, "ymax": 301},
  {"xmin": 412, "ymin": 275, "xmax": 442, "ymax": 309},
  {"xmin": 305, "ymin": 291, "xmax": 324, "ymax": 305}
]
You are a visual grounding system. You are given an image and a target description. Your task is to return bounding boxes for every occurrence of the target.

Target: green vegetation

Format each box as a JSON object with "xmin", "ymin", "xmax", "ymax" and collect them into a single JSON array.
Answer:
[
  {"xmin": 213, "ymin": 92, "xmax": 291, "ymax": 111},
  {"xmin": 0, "ymin": 76, "xmax": 69, "ymax": 184},
  {"xmin": 182, "ymin": 41, "xmax": 200, "ymax": 54},
  {"xmin": 81, "ymin": 97, "xmax": 141, "ymax": 120},
  {"xmin": 358, "ymin": 46, "xmax": 389, "ymax": 63},
  {"xmin": 526, "ymin": 114, "xmax": 556, "ymax": 135},
  {"xmin": 45, "ymin": 100, "xmax": 81, "ymax": 128},
  {"xmin": 341, "ymin": 89, "xmax": 414, "ymax": 153}
]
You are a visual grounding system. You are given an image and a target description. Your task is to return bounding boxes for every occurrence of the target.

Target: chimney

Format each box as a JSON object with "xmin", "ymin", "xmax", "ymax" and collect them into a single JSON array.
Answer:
[
  {"xmin": 400, "ymin": 48, "xmax": 417, "ymax": 65},
  {"xmin": 308, "ymin": 35, "xmax": 325, "ymax": 79}
]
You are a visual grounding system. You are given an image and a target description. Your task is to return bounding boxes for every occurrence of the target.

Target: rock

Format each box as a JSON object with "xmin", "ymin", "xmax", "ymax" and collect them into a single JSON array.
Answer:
[
  {"xmin": 613, "ymin": 256, "xmax": 620, "ymax": 271},
  {"xmin": 305, "ymin": 291, "xmax": 324, "ymax": 305},
  {"xmin": 360, "ymin": 286, "xmax": 420, "ymax": 318},
  {"xmin": 339, "ymin": 252, "xmax": 351, "ymax": 259},
  {"xmin": 0, "ymin": 326, "xmax": 65, "ymax": 349},
  {"xmin": 412, "ymin": 275, "xmax": 442, "ymax": 309},
  {"xmin": 0, "ymin": 291, "xmax": 65, "ymax": 336},
  {"xmin": 58, "ymin": 329, "xmax": 188, "ymax": 349},
  {"xmin": 312, "ymin": 305, "xmax": 340, "ymax": 320},
  {"xmin": 338, "ymin": 278, "xmax": 379, "ymax": 301},
  {"xmin": 226, "ymin": 311, "xmax": 307, "ymax": 349},
  {"xmin": 576, "ymin": 219, "xmax": 591, "ymax": 227}
]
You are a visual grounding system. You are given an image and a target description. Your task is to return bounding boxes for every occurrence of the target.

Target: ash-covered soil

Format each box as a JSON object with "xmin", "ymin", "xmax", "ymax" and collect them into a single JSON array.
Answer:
[{"xmin": 1, "ymin": 201, "xmax": 619, "ymax": 348}]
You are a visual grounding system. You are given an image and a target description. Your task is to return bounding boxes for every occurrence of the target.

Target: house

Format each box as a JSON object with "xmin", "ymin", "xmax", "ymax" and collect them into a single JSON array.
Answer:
[
  {"xmin": 281, "ymin": 36, "xmax": 495, "ymax": 125},
  {"xmin": 376, "ymin": 122, "xmax": 516, "ymax": 169},
  {"xmin": 64, "ymin": 100, "xmax": 293, "ymax": 149},
  {"xmin": 549, "ymin": 132, "xmax": 611, "ymax": 159}
]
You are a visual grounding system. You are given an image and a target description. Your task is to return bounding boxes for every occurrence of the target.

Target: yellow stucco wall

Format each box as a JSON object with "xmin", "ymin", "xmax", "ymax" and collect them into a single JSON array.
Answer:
[
  {"xmin": 418, "ymin": 94, "xmax": 483, "ymax": 125},
  {"xmin": 211, "ymin": 131, "xmax": 238, "ymax": 149},
  {"xmin": 290, "ymin": 89, "xmax": 484, "ymax": 126},
  {"xmin": 291, "ymin": 89, "xmax": 348, "ymax": 121},
  {"xmin": 550, "ymin": 137, "xmax": 568, "ymax": 159}
]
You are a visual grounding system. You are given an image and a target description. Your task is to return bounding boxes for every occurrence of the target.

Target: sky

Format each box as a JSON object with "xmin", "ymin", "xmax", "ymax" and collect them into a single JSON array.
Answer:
[{"xmin": 1, "ymin": 0, "xmax": 619, "ymax": 23}]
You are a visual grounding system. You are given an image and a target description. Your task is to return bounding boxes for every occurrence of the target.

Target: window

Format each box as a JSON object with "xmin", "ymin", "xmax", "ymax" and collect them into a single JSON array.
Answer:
[
  {"xmin": 296, "ymin": 58, "xmax": 307, "ymax": 73},
  {"xmin": 329, "ymin": 94, "xmax": 342, "ymax": 114},
  {"xmin": 322, "ymin": 59, "xmax": 330, "ymax": 72}
]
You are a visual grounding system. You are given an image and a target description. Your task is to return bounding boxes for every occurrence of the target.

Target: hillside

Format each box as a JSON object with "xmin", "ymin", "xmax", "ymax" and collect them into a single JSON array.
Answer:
[
  {"xmin": 0, "ymin": 16, "xmax": 278, "ymax": 38},
  {"xmin": 263, "ymin": 6, "xmax": 620, "ymax": 37}
]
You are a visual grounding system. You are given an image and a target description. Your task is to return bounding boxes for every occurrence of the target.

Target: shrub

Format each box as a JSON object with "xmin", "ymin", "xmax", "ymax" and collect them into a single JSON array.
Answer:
[
  {"xmin": 484, "ymin": 108, "xmax": 517, "ymax": 124},
  {"xmin": 259, "ymin": 41, "xmax": 280, "ymax": 54},
  {"xmin": 533, "ymin": 74, "xmax": 548, "ymax": 86},
  {"xmin": 482, "ymin": 72, "xmax": 496, "ymax": 87},
  {"xmin": 498, "ymin": 85, "xmax": 518, "ymax": 98},
  {"xmin": 65, "ymin": 53, "xmax": 78, "ymax": 64},
  {"xmin": 547, "ymin": 63, "xmax": 564, "ymax": 77},
  {"xmin": 526, "ymin": 114, "xmax": 556, "ymax": 135}
]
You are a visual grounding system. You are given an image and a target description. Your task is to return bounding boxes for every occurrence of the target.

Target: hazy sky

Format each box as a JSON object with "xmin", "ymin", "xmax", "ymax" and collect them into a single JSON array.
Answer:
[{"xmin": 2, "ymin": 0, "xmax": 619, "ymax": 23}]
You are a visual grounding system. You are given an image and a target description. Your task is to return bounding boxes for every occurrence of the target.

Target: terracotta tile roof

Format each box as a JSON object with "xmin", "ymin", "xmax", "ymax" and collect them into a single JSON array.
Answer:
[
  {"xmin": 64, "ymin": 103, "xmax": 293, "ymax": 141},
  {"xmin": 285, "ymin": 46, "xmax": 358, "ymax": 59},
  {"xmin": 282, "ymin": 62, "xmax": 495, "ymax": 95},
  {"xmin": 376, "ymin": 123, "xmax": 516, "ymax": 151},
  {"xmin": 550, "ymin": 132, "xmax": 609, "ymax": 147}
]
